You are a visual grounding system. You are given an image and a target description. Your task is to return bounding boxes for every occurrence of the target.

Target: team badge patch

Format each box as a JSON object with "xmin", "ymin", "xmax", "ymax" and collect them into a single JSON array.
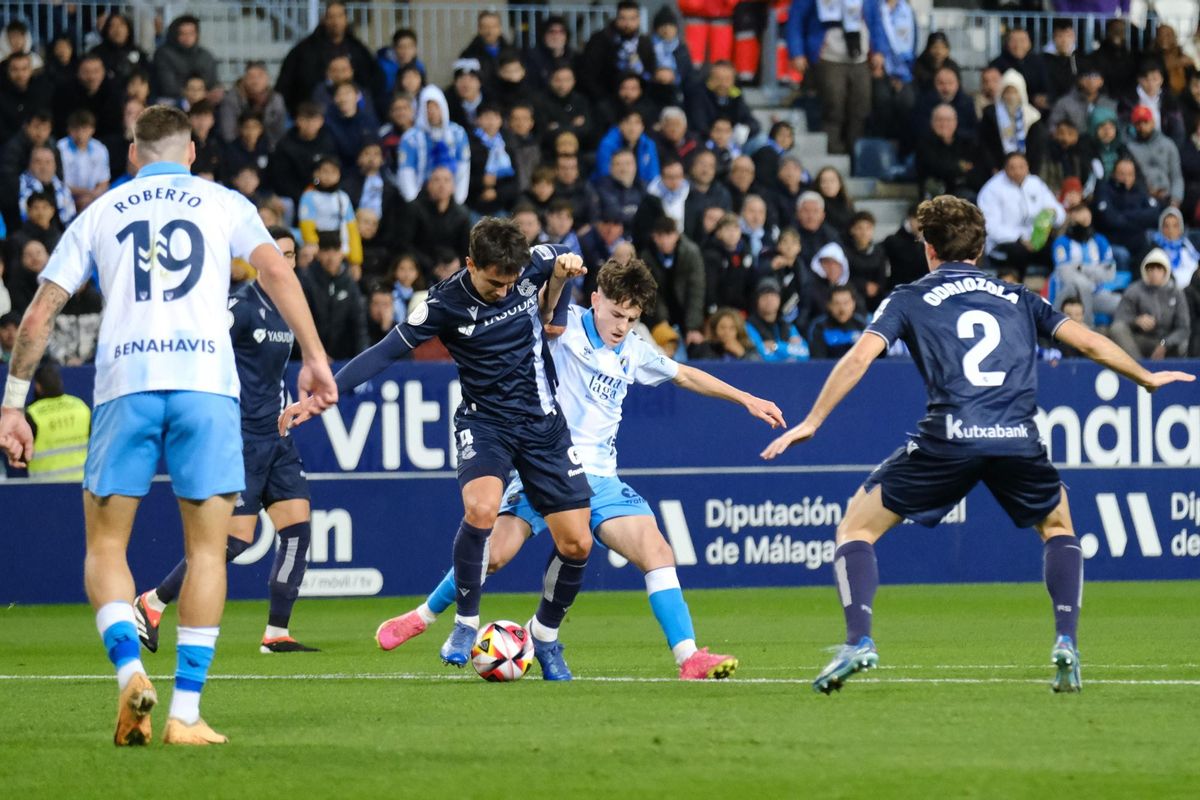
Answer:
[
  {"xmin": 409, "ymin": 301, "xmax": 429, "ymax": 326},
  {"xmin": 517, "ymin": 278, "xmax": 536, "ymax": 297}
]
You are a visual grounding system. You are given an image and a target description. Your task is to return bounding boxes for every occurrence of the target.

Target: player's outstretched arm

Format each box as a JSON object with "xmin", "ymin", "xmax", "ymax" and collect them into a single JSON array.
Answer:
[
  {"xmin": 541, "ymin": 253, "xmax": 586, "ymax": 329},
  {"xmin": 760, "ymin": 333, "xmax": 887, "ymax": 460},
  {"xmin": 0, "ymin": 282, "xmax": 70, "ymax": 467},
  {"xmin": 672, "ymin": 364, "xmax": 786, "ymax": 428},
  {"xmin": 250, "ymin": 242, "xmax": 338, "ymax": 413},
  {"xmin": 1054, "ymin": 320, "xmax": 1196, "ymax": 392}
]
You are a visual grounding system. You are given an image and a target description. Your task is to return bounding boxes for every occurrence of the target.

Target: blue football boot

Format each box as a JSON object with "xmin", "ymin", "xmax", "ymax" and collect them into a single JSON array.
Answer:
[
  {"xmin": 439, "ymin": 622, "xmax": 476, "ymax": 667},
  {"xmin": 1051, "ymin": 635, "xmax": 1082, "ymax": 693},
  {"xmin": 531, "ymin": 635, "xmax": 573, "ymax": 681},
  {"xmin": 812, "ymin": 636, "xmax": 879, "ymax": 694}
]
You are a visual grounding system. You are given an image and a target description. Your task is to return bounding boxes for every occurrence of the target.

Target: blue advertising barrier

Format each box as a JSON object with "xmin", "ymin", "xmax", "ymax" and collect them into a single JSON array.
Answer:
[{"xmin": 2, "ymin": 360, "xmax": 1198, "ymax": 604}]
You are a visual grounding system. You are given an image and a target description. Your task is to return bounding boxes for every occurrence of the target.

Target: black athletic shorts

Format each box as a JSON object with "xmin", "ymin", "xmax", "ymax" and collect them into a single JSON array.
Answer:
[{"xmin": 234, "ymin": 433, "xmax": 310, "ymax": 517}]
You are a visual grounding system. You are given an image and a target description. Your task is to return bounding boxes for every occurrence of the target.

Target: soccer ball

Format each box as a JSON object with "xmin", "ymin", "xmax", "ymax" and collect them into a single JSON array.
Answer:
[{"xmin": 471, "ymin": 620, "xmax": 534, "ymax": 682}]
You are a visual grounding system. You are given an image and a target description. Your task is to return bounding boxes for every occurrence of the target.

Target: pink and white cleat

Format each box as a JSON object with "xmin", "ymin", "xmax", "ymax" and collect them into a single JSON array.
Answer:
[
  {"xmin": 375, "ymin": 610, "xmax": 429, "ymax": 651},
  {"xmin": 679, "ymin": 647, "xmax": 739, "ymax": 680}
]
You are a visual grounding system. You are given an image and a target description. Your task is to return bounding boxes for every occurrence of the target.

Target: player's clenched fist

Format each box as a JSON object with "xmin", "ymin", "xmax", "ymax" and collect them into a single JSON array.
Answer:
[{"xmin": 553, "ymin": 253, "xmax": 586, "ymax": 280}]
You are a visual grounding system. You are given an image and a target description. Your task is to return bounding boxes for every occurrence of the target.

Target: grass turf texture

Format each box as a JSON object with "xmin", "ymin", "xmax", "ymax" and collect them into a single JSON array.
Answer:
[{"xmin": 1, "ymin": 582, "xmax": 1197, "ymax": 799}]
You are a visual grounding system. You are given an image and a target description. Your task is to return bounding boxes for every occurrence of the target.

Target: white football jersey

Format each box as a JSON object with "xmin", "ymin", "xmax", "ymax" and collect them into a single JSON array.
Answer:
[
  {"xmin": 551, "ymin": 306, "xmax": 678, "ymax": 476},
  {"xmin": 40, "ymin": 163, "xmax": 275, "ymax": 405}
]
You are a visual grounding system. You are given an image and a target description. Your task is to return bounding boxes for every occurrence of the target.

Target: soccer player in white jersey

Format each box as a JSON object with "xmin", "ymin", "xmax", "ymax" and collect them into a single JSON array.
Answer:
[
  {"xmin": 375, "ymin": 258, "xmax": 787, "ymax": 679},
  {"xmin": 0, "ymin": 106, "xmax": 337, "ymax": 745}
]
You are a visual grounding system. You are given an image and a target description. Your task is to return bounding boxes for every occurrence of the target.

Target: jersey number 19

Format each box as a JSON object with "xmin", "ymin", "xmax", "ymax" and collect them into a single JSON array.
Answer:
[{"xmin": 116, "ymin": 219, "xmax": 206, "ymax": 303}]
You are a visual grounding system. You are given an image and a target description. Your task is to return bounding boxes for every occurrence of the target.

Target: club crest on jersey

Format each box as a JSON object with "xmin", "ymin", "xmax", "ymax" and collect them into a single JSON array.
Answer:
[
  {"xmin": 409, "ymin": 301, "xmax": 429, "ymax": 326},
  {"xmin": 458, "ymin": 323, "xmax": 476, "ymax": 337},
  {"xmin": 517, "ymin": 278, "xmax": 537, "ymax": 297},
  {"xmin": 253, "ymin": 328, "xmax": 267, "ymax": 343}
]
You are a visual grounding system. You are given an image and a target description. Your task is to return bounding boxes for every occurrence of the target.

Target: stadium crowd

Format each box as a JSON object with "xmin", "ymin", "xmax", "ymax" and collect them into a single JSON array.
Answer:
[{"xmin": 0, "ymin": 1, "xmax": 1196, "ymax": 368}]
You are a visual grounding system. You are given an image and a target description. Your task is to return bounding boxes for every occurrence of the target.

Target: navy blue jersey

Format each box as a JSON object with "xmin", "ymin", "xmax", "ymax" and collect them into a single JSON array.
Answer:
[
  {"xmin": 393, "ymin": 243, "xmax": 566, "ymax": 420},
  {"xmin": 228, "ymin": 282, "xmax": 295, "ymax": 438},
  {"xmin": 866, "ymin": 264, "xmax": 1069, "ymax": 456}
]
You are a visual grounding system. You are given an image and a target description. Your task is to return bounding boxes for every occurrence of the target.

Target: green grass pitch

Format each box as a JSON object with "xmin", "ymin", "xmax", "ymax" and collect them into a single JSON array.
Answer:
[{"xmin": 2, "ymin": 581, "xmax": 1197, "ymax": 798}]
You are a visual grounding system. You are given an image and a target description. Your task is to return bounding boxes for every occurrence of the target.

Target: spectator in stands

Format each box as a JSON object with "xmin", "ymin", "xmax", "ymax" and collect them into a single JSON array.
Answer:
[
  {"xmin": 641, "ymin": 215, "xmax": 705, "ymax": 345},
  {"xmin": 650, "ymin": 7, "xmax": 692, "ymax": 87},
  {"xmin": 594, "ymin": 149, "xmax": 652, "ymax": 233},
  {"xmin": 56, "ymin": 110, "xmax": 108, "ymax": 212},
  {"xmin": 554, "ymin": 154, "xmax": 600, "ymax": 231},
  {"xmin": 703, "ymin": 212, "xmax": 757, "ymax": 313},
  {"xmin": 579, "ymin": 1, "xmax": 653, "ymax": 102},
  {"xmin": 845, "ymin": 210, "xmax": 887, "ymax": 311},
  {"xmin": 1150, "ymin": 25, "xmax": 1194, "ymax": 101},
  {"xmin": 1186, "ymin": 265, "xmax": 1200, "ymax": 356},
  {"xmin": 467, "ymin": 103, "xmax": 517, "ymax": 215},
  {"xmin": 1180, "ymin": 115, "xmax": 1200, "ymax": 224},
  {"xmin": 268, "ymin": 101, "xmax": 335, "ymax": 209},
  {"xmin": 303, "ymin": 230, "xmax": 368, "ymax": 360},
  {"xmin": 459, "ymin": 10, "xmax": 510, "ymax": 92},
  {"xmin": 346, "ymin": 143, "xmax": 385, "ymax": 217},
  {"xmin": 768, "ymin": 156, "xmax": 806, "ymax": 235},
  {"xmin": 705, "ymin": 117, "xmax": 738, "ymax": 180},
  {"xmin": 355, "ymin": 206, "xmax": 387, "ymax": 279},
  {"xmin": 309, "ymin": 55, "xmax": 355, "ymax": 114},
  {"xmin": 1041, "ymin": 118, "xmax": 1094, "ymax": 194},
  {"xmin": 366, "ymin": 282, "xmax": 395, "ymax": 345},
  {"xmin": 883, "ymin": 201, "xmax": 925, "ymax": 287},
  {"xmin": 814, "ymin": 166, "xmax": 855, "ymax": 236},
  {"xmin": 49, "ymin": 277, "xmax": 103, "ymax": 365},
  {"xmin": 1044, "ymin": 19, "xmax": 1080, "ymax": 103},
  {"xmin": 973, "ymin": 65, "xmax": 1002, "ymax": 122},
  {"xmin": 876, "ymin": 0, "xmax": 917, "ymax": 99},
  {"xmin": 154, "ymin": 15, "xmax": 219, "ymax": 105},
  {"xmin": 0, "ymin": 20, "xmax": 41, "ymax": 71},
  {"xmin": 760, "ymin": 227, "xmax": 803, "ymax": 322},
  {"xmin": 230, "ymin": 165, "xmax": 269, "ymax": 209},
  {"xmin": 1153, "ymin": 207, "xmax": 1199, "ymax": 288},
  {"xmin": 505, "ymin": 104, "xmax": 539, "ymax": 191},
  {"xmin": 751, "ymin": 121, "xmax": 794, "ymax": 187},
  {"xmin": 402, "ymin": 166, "xmax": 471, "ymax": 269},
  {"xmin": 690, "ymin": 307, "xmax": 759, "ymax": 361},
  {"xmin": 396, "ymin": 64, "xmax": 424, "ymax": 100},
  {"xmin": 912, "ymin": 31, "xmax": 957, "ymax": 95},
  {"xmin": 978, "ymin": 69, "xmax": 1047, "ymax": 176},
  {"xmin": 808, "ymin": 284, "xmax": 866, "ymax": 359},
  {"xmin": 0, "ymin": 52, "xmax": 50, "ymax": 146},
  {"xmin": 218, "ymin": 61, "xmax": 287, "ymax": 148},
  {"xmin": 1092, "ymin": 18, "xmax": 1137, "ymax": 104},
  {"xmin": 277, "ymin": 1, "xmax": 383, "ymax": 117},
  {"xmin": 1048, "ymin": 59, "xmax": 1116, "ymax": 135},
  {"xmin": 299, "ymin": 156, "xmax": 362, "ymax": 280},
  {"xmin": 379, "ymin": 94, "xmax": 415, "ymax": 184},
  {"xmin": 580, "ymin": 207, "xmax": 629, "ymax": 283},
  {"xmin": 91, "ymin": 13, "xmax": 148, "ymax": 84},
  {"xmin": 739, "ymin": 193, "xmax": 776, "ymax": 261},
  {"xmin": 1051, "ymin": 297, "xmax": 1087, "ymax": 358},
  {"xmin": 398, "ymin": 85, "xmax": 470, "ymax": 205},
  {"xmin": 446, "ymin": 58, "xmax": 484, "ymax": 132},
  {"xmin": 1181, "ymin": 74, "xmax": 1200, "ymax": 136},
  {"xmin": 1089, "ymin": 106, "xmax": 1128, "ymax": 183},
  {"xmin": 866, "ymin": 47, "xmax": 909, "ymax": 141},
  {"xmin": 220, "ymin": 112, "xmax": 270, "ymax": 186},
  {"xmin": 1123, "ymin": 62, "xmax": 1185, "ymax": 144},
  {"xmin": 324, "ymin": 81, "xmax": 379, "ymax": 179},
  {"xmin": 801, "ymin": 241, "xmax": 852, "ymax": 330},
  {"xmin": 520, "ymin": 166, "xmax": 556, "ymax": 217},
  {"xmin": 8, "ymin": 237, "xmax": 49, "ymax": 314},
  {"xmin": 0, "ymin": 312, "xmax": 16, "ymax": 362},
  {"xmin": 990, "ymin": 27, "xmax": 1049, "ymax": 112},
  {"xmin": 541, "ymin": 199, "xmax": 582, "ymax": 254},
  {"xmin": 103, "ymin": 97, "xmax": 142, "ymax": 185},
  {"xmin": 647, "ymin": 158, "xmax": 690, "ymax": 232},
  {"xmin": 378, "ymin": 29, "xmax": 424, "ymax": 95},
  {"xmin": 685, "ymin": 60, "xmax": 759, "ymax": 144},
  {"xmin": 43, "ymin": 35, "xmax": 76, "ymax": 89},
  {"xmin": 19, "ymin": 145, "xmax": 73, "ymax": 224},
  {"xmin": 978, "ymin": 152, "xmax": 1064, "ymax": 277},
  {"xmin": 187, "ymin": 101, "xmax": 221, "ymax": 179},
  {"xmin": 525, "ymin": 16, "xmax": 574, "ymax": 91},
  {"xmin": 596, "ymin": 109, "xmax": 662, "ymax": 185},
  {"xmin": 19, "ymin": 191, "xmax": 63, "ymax": 252},
  {"xmin": 489, "ymin": 50, "xmax": 536, "ymax": 116},
  {"xmin": 747, "ymin": 277, "xmax": 808, "ymax": 362},
  {"xmin": 1094, "ymin": 157, "xmax": 1161, "ymax": 268},
  {"xmin": 540, "ymin": 64, "xmax": 594, "ymax": 152},
  {"xmin": 1127, "ymin": 105, "xmax": 1184, "ymax": 208},
  {"xmin": 795, "ymin": 190, "xmax": 842, "ymax": 261},
  {"xmin": 786, "ymin": 0, "xmax": 881, "ymax": 155},
  {"xmin": 1050, "ymin": 203, "xmax": 1119, "ymax": 326},
  {"xmin": 727, "ymin": 156, "xmax": 769, "ymax": 218},
  {"xmin": 1110, "ymin": 248, "xmax": 1191, "ymax": 358},
  {"xmin": 683, "ymin": 149, "xmax": 732, "ymax": 242},
  {"xmin": 912, "ymin": 65, "xmax": 977, "ymax": 145},
  {"xmin": 388, "ymin": 252, "xmax": 424, "ymax": 326},
  {"xmin": 1, "ymin": 111, "xmax": 53, "ymax": 228},
  {"xmin": 916, "ymin": 104, "xmax": 976, "ymax": 200},
  {"xmin": 600, "ymin": 73, "xmax": 662, "ymax": 136},
  {"xmin": 53, "ymin": 54, "xmax": 121, "ymax": 139}
]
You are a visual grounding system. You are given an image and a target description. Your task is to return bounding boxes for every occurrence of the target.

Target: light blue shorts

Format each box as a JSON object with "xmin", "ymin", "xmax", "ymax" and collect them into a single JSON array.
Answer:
[
  {"xmin": 499, "ymin": 472, "xmax": 653, "ymax": 543},
  {"xmin": 84, "ymin": 391, "xmax": 244, "ymax": 500}
]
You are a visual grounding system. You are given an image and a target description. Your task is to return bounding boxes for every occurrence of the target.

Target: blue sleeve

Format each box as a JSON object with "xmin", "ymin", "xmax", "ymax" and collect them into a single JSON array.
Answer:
[
  {"xmin": 1025, "ymin": 288, "xmax": 1069, "ymax": 339},
  {"xmin": 298, "ymin": 190, "xmax": 317, "ymax": 222},
  {"xmin": 527, "ymin": 243, "xmax": 570, "ymax": 286},
  {"xmin": 594, "ymin": 129, "xmax": 618, "ymax": 179},
  {"xmin": 334, "ymin": 294, "xmax": 447, "ymax": 391},
  {"xmin": 865, "ymin": 289, "xmax": 909, "ymax": 346},
  {"xmin": 550, "ymin": 278, "xmax": 573, "ymax": 327},
  {"xmin": 784, "ymin": 0, "xmax": 808, "ymax": 59},
  {"xmin": 644, "ymin": 138, "xmax": 661, "ymax": 182}
]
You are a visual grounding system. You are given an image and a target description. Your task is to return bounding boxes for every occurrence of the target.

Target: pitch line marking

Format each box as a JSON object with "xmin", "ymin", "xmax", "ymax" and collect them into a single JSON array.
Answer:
[{"xmin": 0, "ymin": 673, "xmax": 1197, "ymax": 686}]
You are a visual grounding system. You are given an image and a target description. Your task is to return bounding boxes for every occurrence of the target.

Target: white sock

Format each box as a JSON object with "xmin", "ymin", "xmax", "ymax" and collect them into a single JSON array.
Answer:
[
  {"xmin": 264, "ymin": 625, "xmax": 289, "ymax": 640},
  {"xmin": 145, "ymin": 590, "xmax": 167, "ymax": 614},
  {"xmin": 116, "ymin": 659, "xmax": 146, "ymax": 690},
  {"xmin": 454, "ymin": 614, "xmax": 480, "ymax": 629},
  {"xmin": 529, "ymin": 616, "xmax": 558, "ymax": 643},
  {"xmin": 672, "ymin": 639, "xmax": 699, "ymax": 666},
  {"xmin": 416, "ymin": 603, "xmax": 438, "ymax": 625},
  {"xmin": 168, "ymin": 690, "xmax": 201, "ymax": 725}
]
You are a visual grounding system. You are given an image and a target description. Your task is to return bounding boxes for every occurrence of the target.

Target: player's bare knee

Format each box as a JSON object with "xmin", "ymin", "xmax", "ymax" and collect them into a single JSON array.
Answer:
[
  {"xmin": 558, "ymin": 532, "xmax": 593, "ymax": 560},
  {"xmin": 462, "ymin": 500, "xmax": 499, "ymax": 529}
]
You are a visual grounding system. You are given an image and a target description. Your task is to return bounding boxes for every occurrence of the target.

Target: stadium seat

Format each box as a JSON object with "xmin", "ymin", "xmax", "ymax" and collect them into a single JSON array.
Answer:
[{"xmin": 852, "ymin": 138, "xmax": 898, "ymax": 180}]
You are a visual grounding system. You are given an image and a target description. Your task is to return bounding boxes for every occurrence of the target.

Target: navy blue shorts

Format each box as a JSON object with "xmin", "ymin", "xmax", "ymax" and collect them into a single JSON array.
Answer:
[
  {"xmin": 234, "ymin": 433, "xmax": 310, "ymax": 517},
  {"xmin": 454, "ymin": 408, "xmax": 591, "ymax": 517},
  {"xmin": 863, "ymin": 443, "xmax": 1063, "ymax": 529}
]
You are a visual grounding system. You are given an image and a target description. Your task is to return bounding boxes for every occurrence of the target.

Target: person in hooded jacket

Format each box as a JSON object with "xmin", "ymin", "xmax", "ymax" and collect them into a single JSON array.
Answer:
[
  {"xmin": 524, "ymin": 16, "xmax": 576, "ymax": 91},
  {"xmin": 746, "ymin": 277, "xmax": 808, "ymax": 363},
  {"xmin": 397, "ymin": 84, "xmax": 471, "ymax": 205},
  {"xmin": 1050, "ymin": 203, "xmax": 1120, "ymax": 326},
  {"xmin": 978, "ymin": 69, "xmax": 1048, "ymax": 175},
  {"xmin": 1152, "ymin": 206, "xmax": 1199, "ymax": 288},
  {"xmin": 1109, "ymin": 247, "xmax": 1191, "ymax": 358},
  {"xmin": 800, "ymin": 241, "xmax": 851, "ymax": 331},
  {"xmin": 89, "ymin": 13, "xmax": 148, "ymax": 85},
  {"xmin": 153, "ymin": 15, "xmax": 219, "ymax": 104}
]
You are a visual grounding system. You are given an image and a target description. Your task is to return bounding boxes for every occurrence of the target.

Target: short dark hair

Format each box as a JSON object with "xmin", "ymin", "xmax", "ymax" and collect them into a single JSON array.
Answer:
[
  {"xmin": 295, "ymin": 101, "xmax": 322, "ymax": 119},
  {"xmin": 134, "ymin": 105, "xmax": 191, "ymax": 148},
  {"xmin": 916, "ymin": 195, "xmax": 986, "ymax": 262},
  {"xmin": 0, "ymin": 311, "xmax": 20, "ymax": 327},
  {"xmin": 769, "ymin": 121, "xmax": 793, "ymax": 140},
  {"xmin": 317, "ymin": 230, "xmax": 342, "ymax": 251},
  {"xmin": 511, "ymin": 202, "xmax": 539, "ymax": 218},
  {"xmin": 469, "ymin": 217, "xmax": 529, "ymax": 276},
  {"xmin": 547, "ymin": 198, "xmax": 574, "ymax": 216},
  {"xmin": 26, "ymin": 110, "xmax": 51, "ymax": 126},
  {"xmin": 617, "ymin": 0, "xmax": 640, "ymax": 13},
  {"xmin": 187, "ymin": 99, "xmax": 214, "ymax": 117},
  {"xmin": 67, "ymin": 109, "xmax": 96, "ymax": 130},
  {"xmin": 652, "ymin": 215, "xmax": 679, "ymax": 235},
  {"xmin": 829, "ymin": 284, "xmax": 856, "ymax": 300},
  {"xmin": 393, "ymin": 28, "xmax": 417, "ymax": 45},
  {"xmin": 1061, "ymin": 296, "xmax": 1084, "ymax": 310},
  {"xmin": 432, "ymin": 246, "xmax": 459, "ymax": 267},
  {"xmin": 6, "ymin": 19, "xmax": 28, "ymax": 34},
  {"xmin": 1138, "ymin": 60, "xmax": 1163, "ymax": 78},
  {"xmin": 619, "ymin": 108, "xmax": 644, "ymax": 125},
  {"xmin": 267, "ymin": 225, "xmax": 294, "ymax": 242},
  {"xmin": 238, "ymin": 110, "xmax": 264, "ymax": 127},
  {"xmin": 368, "ymin": 281, "xmax": 392, "ymax": 298},
  {"xmin": 26, "ymin": 190, "xmax": 55, "ymax": 209},
  {"xmin": 849, "ymin": 210, "xmax": 876, "ymax": 227},
  {"xmin": 597, "ymin": 257, "xmax": 657, "ymax": 311},
  {"xmin": 498, "ymin": 48, "xmax": 522, "ymax": 68},
  {"xmin": 34, "ymin": 361, "xmax": 64, "ymax": 397},
  {"xmin": 1003, "ymin": 151, "xmax": 1028, "ymax": 168}
]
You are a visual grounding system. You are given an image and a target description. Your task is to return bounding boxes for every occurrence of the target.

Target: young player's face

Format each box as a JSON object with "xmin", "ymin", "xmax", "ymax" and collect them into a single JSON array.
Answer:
[
  {"xmin": 275, "ymin": 236, "xmax": 297, "ymax": 266},
  {"xmin": 590, "ymin": 291, "xmax": 641, "ymax": 347},
  {"xmin": 467, "ymin": 259, "xmax": 519, "ymax": 302}
]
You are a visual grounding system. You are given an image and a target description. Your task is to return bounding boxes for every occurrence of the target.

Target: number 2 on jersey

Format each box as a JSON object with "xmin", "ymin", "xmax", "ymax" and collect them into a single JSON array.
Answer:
[
  {"xmin": 956, "ymin": 310, "xmax": 1006, "ymax": 387},
  {"xmin": 116, "ymin": 219, "xmax": 206, "ymax": 302}
]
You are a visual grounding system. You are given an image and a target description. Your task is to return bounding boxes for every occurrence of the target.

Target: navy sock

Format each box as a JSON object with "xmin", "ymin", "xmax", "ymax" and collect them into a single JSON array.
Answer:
[
  {"xmin": 833, "ymin": 540, "xmax": 878, "ymax": 645},
  {"xmin": 535, "ymin": 548, "xmax": 588, "ymax": 630},
  {"xmin": 1043, "ymin": 536, "xmax": 1083, "ymax": 642},
  {"xmin": 452, "ymin": 520, "xmax": 492, "ymax": 618},
  {"xmin": 269, "ymin": 522, "xmax": 311, "ymax": 629},
  {"xmin": 157, "ymin": 536, "xmax": 251, "ymax": 604}
]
